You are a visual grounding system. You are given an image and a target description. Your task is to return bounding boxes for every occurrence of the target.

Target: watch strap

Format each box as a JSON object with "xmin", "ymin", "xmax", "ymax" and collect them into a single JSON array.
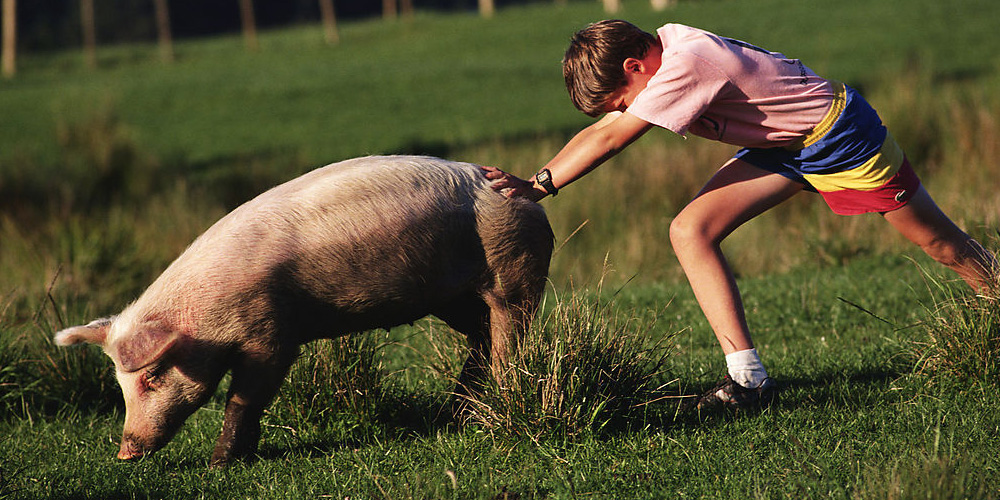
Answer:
[{"xmin": 536, "ymin": 168, "xmax": 558, "ymax": 196}]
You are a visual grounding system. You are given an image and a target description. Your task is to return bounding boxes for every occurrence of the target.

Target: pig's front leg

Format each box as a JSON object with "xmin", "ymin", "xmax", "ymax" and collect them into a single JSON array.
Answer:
[{"xmin": 210, "ymin": 355, "xmax": 294, "ymax": 467}]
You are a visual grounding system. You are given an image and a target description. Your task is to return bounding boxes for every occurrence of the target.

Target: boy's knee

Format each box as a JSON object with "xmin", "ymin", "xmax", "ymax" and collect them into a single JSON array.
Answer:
[{"xmin": 669, "ymin": 215, "xmax": 707, "ymax": 251}]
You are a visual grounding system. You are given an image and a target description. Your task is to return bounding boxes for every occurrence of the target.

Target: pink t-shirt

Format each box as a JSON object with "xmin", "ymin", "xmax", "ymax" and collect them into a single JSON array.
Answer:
[{"xmin": 627, "ymin": 24, "xmax": 835, "ymax": 148}]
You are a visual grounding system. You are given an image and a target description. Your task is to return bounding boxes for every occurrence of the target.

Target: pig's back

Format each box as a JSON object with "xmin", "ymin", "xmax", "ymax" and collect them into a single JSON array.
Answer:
[{"xmin": 137, "ymin": 156, "xmax": 547, "ymax": 333}]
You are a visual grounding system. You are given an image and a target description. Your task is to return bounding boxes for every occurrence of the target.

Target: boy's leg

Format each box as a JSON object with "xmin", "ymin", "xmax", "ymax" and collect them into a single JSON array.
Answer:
[
  {"xmin": 881, "ymin": 186, "xmax": 996, "ymax": 292},
  {"xmin": 670, "ymin": 158, "xmax": 804, "ymax": 356}
]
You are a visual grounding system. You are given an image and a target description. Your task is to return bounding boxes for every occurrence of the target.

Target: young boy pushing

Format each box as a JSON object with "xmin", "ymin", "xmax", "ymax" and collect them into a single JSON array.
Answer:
[{"xmin": 483, "ymin": 20, "xmax": 995, "ymax": 410}]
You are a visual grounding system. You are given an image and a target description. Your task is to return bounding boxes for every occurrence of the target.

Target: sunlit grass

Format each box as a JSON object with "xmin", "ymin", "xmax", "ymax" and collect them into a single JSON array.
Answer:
[
  {"xmin": 910, "ymin": 269, "xmax": 1000, "ymax": 388},
  {"xmin": 453, "ymin": 282, "xmax": 678, "ymax": 439}
]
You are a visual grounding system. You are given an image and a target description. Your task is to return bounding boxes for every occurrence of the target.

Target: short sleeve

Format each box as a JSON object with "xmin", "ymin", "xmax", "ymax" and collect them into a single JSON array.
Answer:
[{"xmin": 627, "ymin": 52, "xmax": 730, "ymax": 136}]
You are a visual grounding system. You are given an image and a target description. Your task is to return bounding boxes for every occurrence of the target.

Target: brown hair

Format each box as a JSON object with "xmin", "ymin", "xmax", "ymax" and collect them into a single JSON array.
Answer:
[{"xmin": 562, "ymin": 20, "xmax": 658, "ymax": 117}]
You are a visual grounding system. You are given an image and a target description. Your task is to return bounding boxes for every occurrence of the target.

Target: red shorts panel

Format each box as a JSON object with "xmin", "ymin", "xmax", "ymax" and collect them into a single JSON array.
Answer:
[{"xmin": 818, "ymin": 159, "xmax": 921, "ymax": 215}]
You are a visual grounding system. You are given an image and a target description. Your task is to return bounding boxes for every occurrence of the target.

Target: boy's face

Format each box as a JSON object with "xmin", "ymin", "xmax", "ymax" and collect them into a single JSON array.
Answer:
[{"xmin": 601, "ymin": 45, "xmax": 663, "ymax": 114}]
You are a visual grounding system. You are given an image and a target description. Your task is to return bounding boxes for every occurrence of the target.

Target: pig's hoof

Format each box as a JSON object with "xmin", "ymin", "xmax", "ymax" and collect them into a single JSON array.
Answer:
[{"xmin": 210, "ymin": 446, "xmax": 258, "ymax": 468}]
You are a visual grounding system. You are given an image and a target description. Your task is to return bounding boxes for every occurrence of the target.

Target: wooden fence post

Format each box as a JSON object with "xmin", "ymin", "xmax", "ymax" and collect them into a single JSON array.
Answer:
[
  {"xmin": 2, "ymin": 0, "xmax": 15, "ymax": 78},
  {"xmin": 319, "ymin": 0, "xmax": 339, "ymax": 45},
  {"xmin": 239, "ymin": 0, "xmax": 259, "ymax": 51},
  {"xmin": 153, "ymin": 0, "xmax": 174, "ymax": 62},
  {"xmin": 479, "ymin": 0, "xmax": 495, "ymax": 18},
  {"xmin": 650, "ymin": 0, "xmax": 675, "ymax": 11},
  {"xmin": 81, "ymin": 0, "xmax": 97, "ymax": 68}
]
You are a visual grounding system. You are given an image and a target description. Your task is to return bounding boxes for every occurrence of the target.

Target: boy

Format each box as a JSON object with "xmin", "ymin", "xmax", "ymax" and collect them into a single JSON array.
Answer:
[{"xmin": 483, "ymin": 20, "xmax": 995, "ymax": 411}]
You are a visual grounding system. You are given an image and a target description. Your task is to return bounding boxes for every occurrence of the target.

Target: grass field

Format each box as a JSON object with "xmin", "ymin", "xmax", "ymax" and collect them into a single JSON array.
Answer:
[
  {"xmin": 4, "ymin": 256, "xmax": 998, "ymax": 499},
  {"xmin": 2, "ymin": 0, "xmax": 1000, "ymax": 498}
]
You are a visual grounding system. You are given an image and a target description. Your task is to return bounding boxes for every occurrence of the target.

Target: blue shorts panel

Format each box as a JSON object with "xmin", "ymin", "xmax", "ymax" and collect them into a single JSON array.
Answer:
[{"xmin": 734, "ymin": 85, "xmax": 889, "ymax": 192}]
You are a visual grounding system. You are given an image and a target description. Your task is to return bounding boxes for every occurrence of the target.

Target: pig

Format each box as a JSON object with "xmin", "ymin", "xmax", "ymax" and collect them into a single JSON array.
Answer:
[{"xmin": 54, "ymin": 155, "xmax": 553, "ymax": 467}]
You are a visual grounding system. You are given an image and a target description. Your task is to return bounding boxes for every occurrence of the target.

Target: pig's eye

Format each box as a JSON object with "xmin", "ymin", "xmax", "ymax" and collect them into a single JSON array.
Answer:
[{"xmin": 140, "ymin": 368, "xmax": 165, "ymax": 392}]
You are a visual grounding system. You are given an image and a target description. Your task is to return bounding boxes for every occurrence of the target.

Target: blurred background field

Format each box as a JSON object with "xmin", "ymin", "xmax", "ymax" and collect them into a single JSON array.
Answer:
[{"xmin": 2, "ymin": 0, "xmax": 1000, "ymax": 498}]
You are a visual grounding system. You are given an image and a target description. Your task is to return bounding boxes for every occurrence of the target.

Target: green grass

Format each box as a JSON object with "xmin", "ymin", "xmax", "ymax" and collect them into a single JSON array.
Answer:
[
  {"xmin": 3, "ymin": 256, "xmax": 999, "ymax": 499},
  {"xmin": 3, "ymin": 0, "xmax": 1000, "ymax": 170},
  {"xmin": 457, "ymin": 283, "xmax": 677, "ymax": 439},
  {"xmin": 3, "ymin": 0, "xmax": 1000, "ymax": 497}
]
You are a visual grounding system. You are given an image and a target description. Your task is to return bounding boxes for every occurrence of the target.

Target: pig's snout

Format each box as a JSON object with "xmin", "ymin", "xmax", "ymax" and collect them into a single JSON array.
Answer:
[
  {"xmin": 117, "ymin": 441, "xmax": 143, "ymax": 461},
  {"xmin": 117, "ymin": 434, "xmax": 156, "ymax": 461}
]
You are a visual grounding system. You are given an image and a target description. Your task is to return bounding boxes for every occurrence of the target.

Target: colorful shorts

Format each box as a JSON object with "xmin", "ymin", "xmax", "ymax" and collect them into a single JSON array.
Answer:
[{"xmin": 735, "ymin": 82, "xmax": 921, "ymax": 216}]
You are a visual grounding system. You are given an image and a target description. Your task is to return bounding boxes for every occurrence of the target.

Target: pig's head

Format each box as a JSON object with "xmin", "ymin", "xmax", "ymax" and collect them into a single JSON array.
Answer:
[{"xmin": 55, "ymin": 314, "xmax": 226, "ymax": 461}]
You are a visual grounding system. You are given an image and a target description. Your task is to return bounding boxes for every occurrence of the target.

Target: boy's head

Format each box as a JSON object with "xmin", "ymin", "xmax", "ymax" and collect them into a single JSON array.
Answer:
[{"xmin": 563, "ymin": 20, "xmax": 658, "ymax": 117}]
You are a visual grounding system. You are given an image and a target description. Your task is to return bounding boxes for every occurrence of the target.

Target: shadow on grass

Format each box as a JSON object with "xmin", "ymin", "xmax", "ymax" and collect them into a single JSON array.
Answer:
[
  {"xmin": 646, "ymin": 365, "xmax": 906, "ymax": 430},
  {"xmin": 256, "ymin": 364, "xmax": 909, "ymax": 461},
  {"xmin": 776, "ymin": 367, "xmax": 903, "ymax": 406},
  {"xmin": 254, "ymin": 390, "xmax": 456, "ymax": 463}
]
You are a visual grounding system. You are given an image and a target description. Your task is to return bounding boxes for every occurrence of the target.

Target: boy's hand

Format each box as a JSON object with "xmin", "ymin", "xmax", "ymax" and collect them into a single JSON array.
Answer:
[{"xmin": 480, "ymin": 166, "xmax": 548, "ymax": 202}]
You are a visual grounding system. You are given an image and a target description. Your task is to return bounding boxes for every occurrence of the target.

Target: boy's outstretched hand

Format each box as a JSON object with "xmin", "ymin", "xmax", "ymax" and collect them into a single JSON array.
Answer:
[{"xmin": 480, "ymin": 166, "xmax": 548, "ymax": 202}]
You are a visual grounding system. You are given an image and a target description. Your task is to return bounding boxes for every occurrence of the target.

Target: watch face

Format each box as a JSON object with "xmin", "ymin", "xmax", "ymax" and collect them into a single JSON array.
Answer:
[{"xmin": 537, "ymin": 169, "xmax": 557, "ymax": 195}]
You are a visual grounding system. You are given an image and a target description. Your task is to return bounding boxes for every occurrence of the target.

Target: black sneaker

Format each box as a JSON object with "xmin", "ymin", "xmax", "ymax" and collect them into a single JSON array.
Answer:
[{"xmin": 696, "ymin": 375, "xmax": 777, "ymax": 412}]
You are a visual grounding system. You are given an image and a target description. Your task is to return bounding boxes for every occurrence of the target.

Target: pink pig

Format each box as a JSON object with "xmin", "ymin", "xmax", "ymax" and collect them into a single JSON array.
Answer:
[{"xmin": 55, "ymin": 155, "xmax": 553, "ymax": 467}]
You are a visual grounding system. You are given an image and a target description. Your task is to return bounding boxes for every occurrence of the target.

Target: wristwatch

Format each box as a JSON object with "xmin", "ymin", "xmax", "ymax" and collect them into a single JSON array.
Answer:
[{"xmin": 535, "ymin": 168, "xmax": 558, "ymax": 196}]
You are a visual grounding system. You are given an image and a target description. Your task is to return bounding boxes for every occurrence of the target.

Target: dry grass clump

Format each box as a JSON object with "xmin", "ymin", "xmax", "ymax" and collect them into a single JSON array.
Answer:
[
  {"xmin": 267, "ymin": 332, "xmax": 390, "ymax": 436},
  {"xmin": 449, "ymin": 287, "xmax": 678, "ymax": 440},
  {"xmin": 908, "ymin": 237, "xmax": 1000, "ymax": 387},
  {"xmin": 911, "ymin": 277, "xmax": 1000, "ymax": 387}
]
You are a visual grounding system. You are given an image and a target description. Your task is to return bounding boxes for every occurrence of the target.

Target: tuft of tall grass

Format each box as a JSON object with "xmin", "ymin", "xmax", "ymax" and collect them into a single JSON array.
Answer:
[
  {"xmin": 910, "ymin": 274, "xmax": 1000, "ymax": 388},
  {"xmin": 857, "ymin": 453, "xmax": 997, "ymax": 500},
  {"xmin": 53, "ymin": 103, "xmax": 160, "ymax": 211},
  {"xmin": 451, "ymin": 285, "xmax": 678, "ymax": 440},
  {"xmin": 0, "ymin": 315, "xmax": 122, "ymax": 421},
  {"xmin": 0, "ymin": 101, "xmax": 164, "ymax": 224},
  {"xmin": 264, "ymin": 332, "xmax": 390, "ymax": 443}
]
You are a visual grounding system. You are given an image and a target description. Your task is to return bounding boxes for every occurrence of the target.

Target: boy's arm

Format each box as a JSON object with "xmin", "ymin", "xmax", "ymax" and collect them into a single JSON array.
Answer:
[
  {"xmin": 542, "ymin": 111, "xmax": 653, "ymax": 192},
  {"xmin": 484, "ymin": 111, "xmax": 653, "ymax": 201}
]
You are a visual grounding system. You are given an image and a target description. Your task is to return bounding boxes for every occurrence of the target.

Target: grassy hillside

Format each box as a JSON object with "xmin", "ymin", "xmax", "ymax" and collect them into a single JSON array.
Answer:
[
  {"xmin": 2, "ymin": 0, "xmax": 998, "ymax": 290},
  {"xmin": 2, "ymin": 0, "xmax": 999, "ymax": 169}
]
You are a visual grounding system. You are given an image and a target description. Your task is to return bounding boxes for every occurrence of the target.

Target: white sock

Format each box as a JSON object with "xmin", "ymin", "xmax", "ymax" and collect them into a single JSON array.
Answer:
[{"xmin": 726, "ymin": 348, "xmax": 769, "ymax": 389}]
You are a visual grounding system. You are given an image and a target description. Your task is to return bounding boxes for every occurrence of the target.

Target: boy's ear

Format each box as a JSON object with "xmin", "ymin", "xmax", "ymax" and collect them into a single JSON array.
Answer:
[{"xmin": 623, "ymin": 57, "xmax": 643, "ymax": 74}]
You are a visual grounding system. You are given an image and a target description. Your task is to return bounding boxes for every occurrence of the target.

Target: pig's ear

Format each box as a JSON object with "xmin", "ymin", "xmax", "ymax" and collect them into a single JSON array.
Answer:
[
  {"xmin": 112, "ymin": 323, "xmax": 182, "ymax": 373},
  {"xmin": 54, "ymin": 316, "xmax": 115, "ymax": 346}
]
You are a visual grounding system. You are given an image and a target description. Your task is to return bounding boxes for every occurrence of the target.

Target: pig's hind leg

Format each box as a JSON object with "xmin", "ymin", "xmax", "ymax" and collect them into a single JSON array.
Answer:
[
  {"xmin": 435, "ymin": 290, "xmax": 534, "ymax": 411},
  {"xmin": 434, "ymin": 296, "xmax": 494, "ymax": 401}
]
